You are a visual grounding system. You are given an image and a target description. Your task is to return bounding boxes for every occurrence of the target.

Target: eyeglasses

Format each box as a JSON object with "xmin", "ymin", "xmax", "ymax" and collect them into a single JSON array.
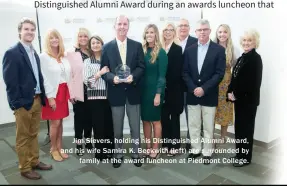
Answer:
[
  {"xmin": 196, "ymin": 28, "xmax": 210, "ymax": 32},
  {"xmin": 178, "ymin": 24, "xmax": 189, "ymax": 28},
  {"xmin": 163, "ymin": 29, "xmax": 174, "ymax": 32}
]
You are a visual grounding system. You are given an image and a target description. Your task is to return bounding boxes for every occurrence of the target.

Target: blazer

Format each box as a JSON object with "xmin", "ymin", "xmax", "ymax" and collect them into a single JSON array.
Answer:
[
  {"xmin": 39, "ymin": 52, "xmax": 71, "ymax": 99},
  {"xmin": 182, "ymin": 35, "xmax": 198, "ymax": 92},
  {"xmin": 2, "ymin": 42, "xmax": 46, "ymax": 110},
  {"xmin": 164, "ymin": 42, "xmax": 184, "ymax": 114},
  {"xmin": 227, "ymin": 48, "xmax": 263, "ymax": 106},
  {"xmin": 101, "ymin": 38, "xmax": 145, "ymax": 106},
  {"xmin": 66, "ymin": 51, "xmax": 84, "ymax": 102},
  {"xmin": 184, "ymin": 35, "xmax": 198, "ymax": 54},
  {"xmin": 182, "ymin": 40, "xmax": 226, "ymax": 107}
]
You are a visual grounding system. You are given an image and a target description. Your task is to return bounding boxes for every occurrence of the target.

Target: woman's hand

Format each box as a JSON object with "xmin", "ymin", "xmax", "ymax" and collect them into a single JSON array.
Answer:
[
  {"xmin": 48, "ymin": 98, "xmax": 56, "ymax": 111},
  {"xmin": 154, "ymin": 94, "xmax": 160, "ymax": 106},
  {"xmin": 69, "ymin": 98, "xmax": 76, "ymax": 104},
  {"xmin": 100, "ymin": 66, "xmax": 110, "ymax": 75},
  {"xmin": 228, "ymin": 92, "xmax": 236, "ymax": 101}
]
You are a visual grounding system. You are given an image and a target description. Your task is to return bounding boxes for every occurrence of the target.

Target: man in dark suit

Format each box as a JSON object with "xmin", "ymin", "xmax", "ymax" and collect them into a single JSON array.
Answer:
[
  {"xmin": 177, "ymin": 18, "xmax": 198, "ymax": 150},
  {"xmin": 101, "ymin": 15, "xmax": 145, "ymax": 168},
  {"xmin": 2, "ymin": 17, "xmax": 52, "ymax": 179},
  {"xmin": 183, "ymin": 19, "xmax": 226, "ymax": 165}
]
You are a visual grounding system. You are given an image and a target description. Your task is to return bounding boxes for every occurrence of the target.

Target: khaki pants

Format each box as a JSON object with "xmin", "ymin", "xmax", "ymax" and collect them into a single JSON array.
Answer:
[
  {"xmin": 14, "ymin": 97, "xmax": 42, "ymax": 173},
  {"xmin": 187, "ymin": 105, "xmax": 216, "ymax": 156}
]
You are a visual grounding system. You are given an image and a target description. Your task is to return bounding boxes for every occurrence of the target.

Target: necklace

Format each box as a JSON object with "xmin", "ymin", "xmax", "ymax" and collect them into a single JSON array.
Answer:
[{"xmin": 233, "ymin": 58, "xmax": 244, "ymax": 78}]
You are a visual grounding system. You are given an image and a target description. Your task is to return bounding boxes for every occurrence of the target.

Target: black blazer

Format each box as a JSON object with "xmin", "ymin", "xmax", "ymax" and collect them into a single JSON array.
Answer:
[
  {"xmin": 184, "ymin": 36, "xmax": 198, "ymax": 54},
  {"xmin": 2, "ymin": 42, "xmax": 46, "ymax": 111},
  {"xmin": 183, "ymin": 40, "xmax": 226, "ymax": 107},
  {"xmin": 101, "ymin": 38, "xmax": 145, "ymax": 106},
  {"xmin": 182, "ymin": 36, "xmax": 198, "ymax": 92},
  {"xmin": 164, "ymin": 42, "xmax": 184, "ymax": 114},
  {"xmin": 227, "ymin": 48, "xmax": 263, "ymax": 106}
]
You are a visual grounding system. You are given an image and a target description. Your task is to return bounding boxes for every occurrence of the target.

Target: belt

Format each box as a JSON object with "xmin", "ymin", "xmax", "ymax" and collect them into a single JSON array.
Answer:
[{"xmin": 34, "ymin": 94, "xmax": 40, "ymax": 99}]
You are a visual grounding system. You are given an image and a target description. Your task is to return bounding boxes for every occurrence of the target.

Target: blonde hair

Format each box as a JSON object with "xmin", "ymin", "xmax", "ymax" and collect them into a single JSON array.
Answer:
[
  {"xmin": 214, "ymin": 24, "xmax": 236, "ymax": 67},
  {"xmin": 161, "ymin": 23, "xmax": 180, "ymax": 47},
  {"xmin": 142, "ymin": 24, "xmax": 162, "ymax": 64},
  {"xmin": 74, "ymin": 27, "xmax": 91, "ymax": 50},
  {"xmin": 240, "ymin": 29, "xmax": 260, "ymax": 49},
  {"xmin": 44, "ymin": 29, "xmax": 65, "ymax": 60}
]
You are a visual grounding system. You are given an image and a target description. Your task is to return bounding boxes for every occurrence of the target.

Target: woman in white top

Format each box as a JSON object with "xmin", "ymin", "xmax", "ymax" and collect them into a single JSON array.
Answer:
[
  {"xmin": 40, "ymin": 29, "xmax": 71, "ymax": 162},
  {"xmin": 83, "ymin": 35, "xmax": 114, "ymax": 161}
]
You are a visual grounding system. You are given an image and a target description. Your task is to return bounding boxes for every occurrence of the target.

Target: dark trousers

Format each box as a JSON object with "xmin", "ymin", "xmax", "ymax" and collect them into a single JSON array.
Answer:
[
  {"xmin": 161, "ymin": 103, "xmax": 181, "ymax": 150},
  {"xmin": 234, "ymin": 103, "xmax": 258, "ymax": 163},
  {"xmin": 73, "ymin": 93, "xmax": 93, "ymax": 141},
  {"xmin": 88, "ymin": 99, "xmax": 114, "ymax": 159}
]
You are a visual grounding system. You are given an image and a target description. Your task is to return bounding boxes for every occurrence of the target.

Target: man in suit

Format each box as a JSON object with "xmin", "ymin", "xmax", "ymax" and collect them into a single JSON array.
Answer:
[
  {"xmin": 177, "ymin": 18, "xmax": 198, "ymax": 150},
  {"xmin": 182, "ymin": 19, "xmax": 226, "ymax": 165},
  {"xmin": 2, "ymin": 17, "xmax": 52, "ymax": 180},
  {"xmin": 101, "ymin": 15, "xmax": 145, "ymax": 168}
]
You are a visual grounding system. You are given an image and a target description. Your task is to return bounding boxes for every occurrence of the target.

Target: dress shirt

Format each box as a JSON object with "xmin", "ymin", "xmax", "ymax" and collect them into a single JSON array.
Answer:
[
  {"xmin": 116, "ymin": 37, "xmax": 127, "ymax": 65},
  {"xmin": 197, "ymin": 40, "xmax": 210, "ymax": 74},
  {"xmin": 179, "ymin": 36, "xmax": 188, "ymax": 54},
  {"xmin": 20, "ymin": 41, "xmax": 41, "ymax": 94}
]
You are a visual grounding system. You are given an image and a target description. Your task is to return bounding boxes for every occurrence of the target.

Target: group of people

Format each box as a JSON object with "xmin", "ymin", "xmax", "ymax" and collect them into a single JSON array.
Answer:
[{"xmin": 2, "ymin": 14, "xmax": 262, "ymax": 180}]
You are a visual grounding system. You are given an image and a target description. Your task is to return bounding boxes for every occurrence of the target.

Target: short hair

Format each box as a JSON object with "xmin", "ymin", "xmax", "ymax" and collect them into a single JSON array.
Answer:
[
  {"xmin": 18, "ymin": 17, "xmax": 36, "ymax": 39},
  {"xmin": 177, "ymin": 18, "xmax": 190, "ymax": 26},
  {"xmin": 44, "ymin": 29, "xmax": 65, "ymax": 59},
  {"xmin": 240, "ymin": 29, "xmax": 260, "ymax": 49},
  {"xmin": 196, "ymin": 19, "xmax": 210, "ymax": 28},
  {"xmin": 114, "ymin": 15, "xmax": 130, "ymax": 27}
]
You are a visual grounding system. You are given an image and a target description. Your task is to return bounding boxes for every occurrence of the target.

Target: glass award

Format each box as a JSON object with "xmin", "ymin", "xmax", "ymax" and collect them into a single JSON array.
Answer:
[{"xmin": 115, "ymin": 64, "xmax": 131, "ymax": 82}]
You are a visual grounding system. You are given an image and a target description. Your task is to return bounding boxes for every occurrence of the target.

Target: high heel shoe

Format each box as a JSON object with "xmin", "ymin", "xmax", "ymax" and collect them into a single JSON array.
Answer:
[
  {"xmin": 59, "ymin": 150, "xmax": 69, "ymax": 159},
  {"xmin": 149, "ymin": 153, "xmax": 159, "ymax": 159},
  {"xmin": 50, "ymin": 151, "xmax": 63, "ymax": 162},
  {"xmin": 76, "ymin": 144, "xmax": 84, "ymax": 156},
  {"xmin": 149, "ymin": 149, "xmax": 160, "ymax": 159},
  {"xmin": 142, "ymin": 148, "xmax": 152, "ymax": 158}
]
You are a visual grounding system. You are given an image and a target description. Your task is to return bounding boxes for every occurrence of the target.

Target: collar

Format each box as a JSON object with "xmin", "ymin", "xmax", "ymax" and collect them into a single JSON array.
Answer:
[
  {"xmin": 116, "ymin": 37, "xmax": 127, "ymax": 46},
  {"xmin": 179, "ymin": 36, "xmax": 188, "ymax": 43},
  {"xmin": 20, "ymin": 40, "xmax": 34, "ymax": 51},
  {"xmin": 242, "ymin": 48, "xmax": 256, "ymax": 56},
  {"xmin": 198, "ymin": 39, "xmax": 210, "ymax": 47}
]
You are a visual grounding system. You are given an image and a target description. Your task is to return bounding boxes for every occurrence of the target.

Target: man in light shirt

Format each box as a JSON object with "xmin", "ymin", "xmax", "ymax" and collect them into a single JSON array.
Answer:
[{"xmin": 182, "ymin": 19, "xmax": 225, "ymax": 165}]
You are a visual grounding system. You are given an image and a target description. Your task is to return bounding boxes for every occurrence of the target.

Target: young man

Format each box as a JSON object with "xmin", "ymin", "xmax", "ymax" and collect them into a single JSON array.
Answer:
[{"xmin": 2, "ymin": 17, "xmax": 52, "ymax": 179}]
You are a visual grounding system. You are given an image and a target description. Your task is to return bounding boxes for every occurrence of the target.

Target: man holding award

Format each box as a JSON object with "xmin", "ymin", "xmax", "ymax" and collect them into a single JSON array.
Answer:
[{"xmin": 101, "ymin": 15, "xmax": 145, "ymax": 168}]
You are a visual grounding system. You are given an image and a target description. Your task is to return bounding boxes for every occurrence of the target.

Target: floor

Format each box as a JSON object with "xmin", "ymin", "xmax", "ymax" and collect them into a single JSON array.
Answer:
[{"xmin": 0, "ymin": 122, "xmax": 283, "ymax": 185}]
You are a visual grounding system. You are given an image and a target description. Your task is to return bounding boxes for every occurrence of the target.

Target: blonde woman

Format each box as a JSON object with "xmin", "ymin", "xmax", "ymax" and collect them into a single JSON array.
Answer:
[
  {"xmin": 214, "ymin": 24, "xmax": 237, "ymax": 143},
  {"xmin": 71, "ymin": 28, "xmax": 93, "ymax": 156},
  {"xmin": 227, "ymin": 29, "xmax": 262, "ymax": 167},
  {"xmin": 160, "ymin": 23, "xmax": 184, "ymax": 156},
  {"xmin": 40, "ymin": 29, "xmax": 71, "ymax": 161},
  {"xmin": 141, "ymin": 24, "xmax": 168, "ymax": 159}
]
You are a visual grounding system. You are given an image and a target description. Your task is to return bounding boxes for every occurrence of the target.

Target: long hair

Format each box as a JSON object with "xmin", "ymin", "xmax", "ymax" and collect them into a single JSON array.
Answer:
[
  {"xmin": 74, "ymin": 27, "xmax": 91, "ymax": 50},
  {"xmin": 214, "ymin": 24, "xmax": 236, "ymax": 67},
  {"xmin": 44, "ymin": 29, "xmax": 65, "ymax": 60},
  {"xmin": 161, "ymin": 22, "xmax": 180, "ymax": 48},
  {"xmin": 88, "ymin": 35, "xmax": 104, "ymax": 60},
  {"xmin": 142, "ymin": 24, "xmax": 162, "ymax": 64}
]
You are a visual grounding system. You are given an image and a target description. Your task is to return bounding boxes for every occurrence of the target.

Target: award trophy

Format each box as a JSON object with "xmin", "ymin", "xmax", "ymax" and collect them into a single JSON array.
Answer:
[{"xmin": 115, "ymin": 64, "xmax": 131, "ymax": 82}]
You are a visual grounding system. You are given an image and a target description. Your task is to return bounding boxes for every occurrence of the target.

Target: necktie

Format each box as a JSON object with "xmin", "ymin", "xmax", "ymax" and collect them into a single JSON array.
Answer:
[{"xmin": 119, "ymin": 43, "xmax": 126, "ymax": 65}]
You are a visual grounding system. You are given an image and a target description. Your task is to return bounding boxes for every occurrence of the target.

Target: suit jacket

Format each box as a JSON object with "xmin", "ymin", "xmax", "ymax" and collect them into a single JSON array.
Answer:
[
  {"xmin": 101, "ymin": 38, "xmax": 145, "ymax": 106},
  {"xmin": 183, "ymin": 40, "xmax": 226, "ymax": 106},
  {"xmin": 184, "ymin": 36, "xmax": 198, "ymax": 54},
  {"xmin": 227, "ymin": 48, "xmax": 263, "ymax": 106},
  {"xmin": 164, "ymin": 42, "xmax": 184, "ymax": 114},
  {"xmin": 182, "ymin": 36, "xmax": 198, "ymax": 92},
  {"xmin": 66, "ymin": 51, "xmax": 84, "ymax": 102},
  {"xmin": 2, "ymin": 42, "xmax": 46, "ymax": 111}
]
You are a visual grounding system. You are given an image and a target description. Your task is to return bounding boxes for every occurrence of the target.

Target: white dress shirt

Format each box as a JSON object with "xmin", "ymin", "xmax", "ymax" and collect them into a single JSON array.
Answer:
[{"xmin": 179, "ymin": 36, "xmax": 189, "ymax": 53}]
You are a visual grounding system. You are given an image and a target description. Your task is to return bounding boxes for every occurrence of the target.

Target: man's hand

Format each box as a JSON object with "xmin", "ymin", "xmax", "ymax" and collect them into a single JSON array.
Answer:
[
  {"xmin": 228, "ymin": 92, "xmax": 236, "ymax": 101},
  {"xmin": 125, "ymin": 75, "xmax": 133, "ymax": 84},
  {"xmin": 48, "ymin": 98, "xmax": 56, "ymax": 111},
  {"xmin": 114, "ymin": 76, "xmax": 120, "ymax": 84},
  {"xmin": 194, "ymin": 87, "xmax": 204, "ymax": 97}
]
